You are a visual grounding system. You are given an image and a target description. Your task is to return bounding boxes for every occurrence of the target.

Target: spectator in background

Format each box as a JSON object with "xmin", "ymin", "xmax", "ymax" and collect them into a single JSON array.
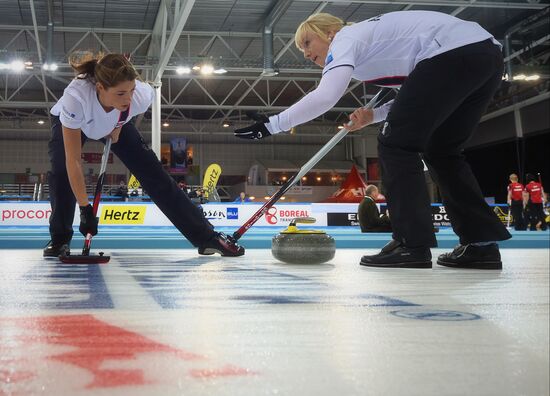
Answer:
[
  {"xmin": 524, "ymin": 173, "xmax": 547, "ymax": 231},
  {"xmin": 234, "ymin": 192, "xmax": 251, "ymax": 203},
  {"xmin": 507, "ymin": 173, "xmax": 526, "ymax": 230},
  {"xmin": 188, "ymin": 187, "xmax": 208, "ymax": 205},
  {"xmin": 177, "ymin": 179, "xmax": 188, "ymax": 192},
  {"xmin": 358, "ymin": 185, "xmax": 392, "ymax": 233},
  {"xmin": 544, "ymin": 193, "xmax": 550, "ymax": 227},
  {"xmin": 115, "ymin": 180, "xmax": 129, "ymax": 201}
]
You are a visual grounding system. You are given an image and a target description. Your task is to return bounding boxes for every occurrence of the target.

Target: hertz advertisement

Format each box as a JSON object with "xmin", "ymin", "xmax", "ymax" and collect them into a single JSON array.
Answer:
[{"xmin": 100, "ymin": 205, "xmax": 147, "ymax": 224}]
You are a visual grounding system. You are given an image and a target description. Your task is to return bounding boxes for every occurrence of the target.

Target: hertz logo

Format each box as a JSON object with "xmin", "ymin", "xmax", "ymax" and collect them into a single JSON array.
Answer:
[{"xmin": 100, "ymin": 206, "xmax": 146, "ymax": 224}]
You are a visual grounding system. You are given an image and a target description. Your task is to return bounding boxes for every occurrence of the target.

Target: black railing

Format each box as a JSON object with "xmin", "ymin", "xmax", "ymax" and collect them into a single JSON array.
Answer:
[{"xmin": 0, "ymin": 183, "xmax": 231, "ymax": 202}]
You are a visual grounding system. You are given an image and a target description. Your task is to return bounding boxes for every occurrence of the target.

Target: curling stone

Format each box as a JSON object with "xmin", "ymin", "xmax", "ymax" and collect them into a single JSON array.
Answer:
[{"xmin": 272, "ymin": 217, "xmax": 335, "ymax": 264}]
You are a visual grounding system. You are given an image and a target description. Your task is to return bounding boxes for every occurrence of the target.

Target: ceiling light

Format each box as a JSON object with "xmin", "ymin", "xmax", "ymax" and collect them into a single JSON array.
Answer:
[
  {"xmin": 222, "ymin": 122, "xmax": 230, "ymax": 128},
  {"xmin": 214, "ymin": 68, "xmax": 227, "ymax": 74},
  {"xmin": 24, "ymin": 61, "xmax": 33, "ymax": 66},
  {"xmin": 37, "ymin": 120, "xmax": 45, "ymax": 125},
  {"xmin": 513, "ymin": 74, "xmax": 526, "ymax": 81},
  {"xmin": 192, "ymin": 65, "xmax": 201, "ymax": 71},
  {"xmin": 42, "ymin": 63, "xmax": 58, "ymax": 71},
  {"xmin": 337, "ymin": 125, "xmax": 344, "ymax": 129},
  {"xmin": 162, "ymin": 122, "xmax": 170, "ymax": 127},
  {"xmin": 176, "ymin": 66, "xmax": 191, "ymax": 74},
  {"xmin": 10, "ymin": 60, "xmax": 25, "ymax": 72},
  {"xmin": 525, "ymin": 74, "xmax": 540, "ymax": 81},
  {"xmin": 200, "ymin": 64, "xmax": 214, "ymax": 75}
]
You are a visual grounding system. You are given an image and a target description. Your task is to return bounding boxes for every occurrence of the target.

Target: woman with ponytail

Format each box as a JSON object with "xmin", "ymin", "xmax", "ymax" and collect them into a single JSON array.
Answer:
[{"xmin": 44, "ymin": 52, "xmax": 244, "ymax": 258}]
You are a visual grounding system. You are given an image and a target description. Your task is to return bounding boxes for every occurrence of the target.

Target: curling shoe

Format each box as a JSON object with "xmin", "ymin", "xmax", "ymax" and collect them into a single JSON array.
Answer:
[
  {"xmin": 360, "ymin": 239, "xmax": 432, "ymax": 268},
  {"xmin": 198, "ymin": 232, "xmax": 245, "ymax": 257},
  {"xmin": 43, "ymin": 240, "xmax": 70, "ymax": 257},
  {"xmin": 437, "ymin": 243, "xmax": 502, "ymax": 270}
]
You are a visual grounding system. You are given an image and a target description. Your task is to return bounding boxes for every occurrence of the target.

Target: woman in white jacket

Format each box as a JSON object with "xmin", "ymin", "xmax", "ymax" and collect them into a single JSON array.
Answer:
[
  {"xmin": 45, "ymin": 53, "xmax": 244, "ymax": 258},
  {"xmin": 235, "ymin": 11, "xmax": 511, "ymax": 269}
]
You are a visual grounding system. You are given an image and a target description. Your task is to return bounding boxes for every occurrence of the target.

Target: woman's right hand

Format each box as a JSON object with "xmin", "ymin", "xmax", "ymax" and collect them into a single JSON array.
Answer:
[
  {"xmin": 110, "ymin": 127, "xmax": 122, "ymax": 143},
  {"xmin": 343, "ymin": 107, "xmax": 374, "ymax": 132},
  {"xmin": 79, "ymin": 204, "xmax": 99, "ymax": 237}
]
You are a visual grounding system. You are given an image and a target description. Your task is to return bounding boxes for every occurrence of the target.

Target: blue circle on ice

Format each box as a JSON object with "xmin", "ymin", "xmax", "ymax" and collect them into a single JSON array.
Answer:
[{"xmin": 390, "ymin": 309, "xmax": 481, "ymax": 321}]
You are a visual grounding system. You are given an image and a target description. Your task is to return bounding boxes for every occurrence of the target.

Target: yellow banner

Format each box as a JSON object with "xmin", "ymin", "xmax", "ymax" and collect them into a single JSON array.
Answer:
[
  {"xmin": 202, "ymin": 163, "xmax": 222, "ymax": 198},
  {"xmin": 100, "ymin": 205, "xmax": 146, "ymax": 224},
  {"xmin": 128, "ymin": 174, "xmax": 141, "ymax": 190}
]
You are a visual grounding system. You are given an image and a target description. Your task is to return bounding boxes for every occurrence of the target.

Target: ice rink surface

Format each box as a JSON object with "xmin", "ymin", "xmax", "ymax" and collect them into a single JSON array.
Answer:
[{"xmin": 1, "ymin": 247, "xmax": 548, "ymax": 396}]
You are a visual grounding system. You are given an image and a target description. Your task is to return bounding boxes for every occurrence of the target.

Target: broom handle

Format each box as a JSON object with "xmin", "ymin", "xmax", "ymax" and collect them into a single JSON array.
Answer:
[
  {"xmin": 82, "ymin": 138, "xmax": 112, "ymax": 255},
  {"xmin": 232, "ymin": 88, "xmax": 391, "ymax": 241}
]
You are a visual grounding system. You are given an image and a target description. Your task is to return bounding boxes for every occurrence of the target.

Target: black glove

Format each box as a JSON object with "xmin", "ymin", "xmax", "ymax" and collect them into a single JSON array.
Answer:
[
  {"xmin": 234, "ymin": 112, "xmax": 272, "ymax": 140},
  {"xmin": 79, "ymin": 204, "xmax": 99, "ymax": 237}
]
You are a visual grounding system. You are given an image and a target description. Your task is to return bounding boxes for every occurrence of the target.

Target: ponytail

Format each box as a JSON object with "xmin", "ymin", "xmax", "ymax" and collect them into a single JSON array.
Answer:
[
  {"xmin": 68, "ymin": 51, "xmax": 139, "ymax": 88},
  {"xmin": 69, "ymin": 51, "xmax": 101, "ymax": 78}
]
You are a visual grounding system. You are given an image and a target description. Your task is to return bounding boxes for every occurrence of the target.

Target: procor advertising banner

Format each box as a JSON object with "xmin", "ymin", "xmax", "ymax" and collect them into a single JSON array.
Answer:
[
  {"xmin": 0, "ymin": 202, "xmax": 510, "ymax": 227},
  {"xmin": 0, "ymin": 203, "xmax": 328, "ymax": 227}
]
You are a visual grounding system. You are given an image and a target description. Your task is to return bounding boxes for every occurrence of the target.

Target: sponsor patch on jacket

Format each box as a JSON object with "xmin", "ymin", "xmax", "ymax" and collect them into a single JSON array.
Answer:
[
  {"xmin": 325, "ymin": 53, "xmax": 334, "ymax": 65},
  {"xmin": 61, "ymin": 106, "xmax": 76, "ymax": 119}
]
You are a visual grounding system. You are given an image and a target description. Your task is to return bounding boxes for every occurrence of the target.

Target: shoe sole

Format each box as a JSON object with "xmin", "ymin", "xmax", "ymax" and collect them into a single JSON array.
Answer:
[
  {"xmin": 198, "ymin": 248, "xmax": 244, "ymax": 257},
  {"xmin": 43, "ymin": 251, "xmax": 70, "ymax": 258},
  {"xmin": 436, "ymin": 259, "xmax": 502, "ymax": 270},
  {"xmin": 360, "ymin": 260, "xmax": 432, "ymax": 268}
]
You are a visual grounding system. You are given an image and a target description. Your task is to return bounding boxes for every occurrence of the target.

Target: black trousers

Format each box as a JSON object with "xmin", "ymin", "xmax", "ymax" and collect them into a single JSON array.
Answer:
[
  {"xmin": 510, "ymin": 200, "xmax": 526, "ymax": 230},
  {"xmin": 378, "ymin": 39, "xmax": 512, "ymax": 247},
  {"xmin": 47, "ymin": 117, "xmax": 215, "ymax": 246},
  {"xmin": 526, "ymin": 202, "xmax": 547, "ymax": 231}
]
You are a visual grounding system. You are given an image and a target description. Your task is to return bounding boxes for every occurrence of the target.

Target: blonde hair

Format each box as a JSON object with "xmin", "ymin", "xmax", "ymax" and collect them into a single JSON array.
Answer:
[
  {"xmin": 69, "ymin": 51, "xmax": 139, "ymax": 88},
  {"xmin": 295, "ymin": 13, "xmax": 351, "ymax": 50},
  {"xmin": 509, "ymin": 173, "xmax": 518, "ymax": 182}
]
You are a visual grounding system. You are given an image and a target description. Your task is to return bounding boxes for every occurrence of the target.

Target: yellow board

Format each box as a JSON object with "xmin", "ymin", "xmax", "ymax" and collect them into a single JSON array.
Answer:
[
  {"xmin": 127, "ymin": 174, "xmax": 141, "ymax": 190},
  {"xmin": 100, "ymin": 205, "xmax": 146, "ymax": 224},
  {"xmin": 202, "ymin": 163, "xmax": 222, "ymax": 198}
]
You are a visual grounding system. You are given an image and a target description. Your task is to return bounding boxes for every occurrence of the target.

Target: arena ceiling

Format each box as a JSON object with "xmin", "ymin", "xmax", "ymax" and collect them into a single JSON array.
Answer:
[{"xmin": 0, "ymin": 0, "xmax": 548, "ymax": 136}]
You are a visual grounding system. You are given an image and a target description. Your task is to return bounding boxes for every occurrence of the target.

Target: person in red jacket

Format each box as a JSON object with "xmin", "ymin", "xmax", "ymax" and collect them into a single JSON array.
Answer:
[
  {"xmin": 524, "ymin": 173, "xmax": 547, "ymax": 231},
  {"xmin": 507, "ymin": 173, "xmax": 526, "ymax": 230}
]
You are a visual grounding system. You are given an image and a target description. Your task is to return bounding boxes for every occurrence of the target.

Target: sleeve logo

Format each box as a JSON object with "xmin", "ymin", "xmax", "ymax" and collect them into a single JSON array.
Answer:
[
  {"xmin": 61, "ymin": 106, "xmax": 76, "ymax": 119},
  {"xmin": 325, "ymin": 53, "xmax": 334, "ymax": 65}
]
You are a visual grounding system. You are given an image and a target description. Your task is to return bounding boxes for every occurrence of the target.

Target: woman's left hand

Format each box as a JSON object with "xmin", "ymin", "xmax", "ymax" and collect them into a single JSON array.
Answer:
[
  {"xmin": 110, "ymin": 127, "xmax": 122, "ymax": 143},
  {"xmin": 342, "ymin": 107, "xmax": 374, "ymax": 132}
]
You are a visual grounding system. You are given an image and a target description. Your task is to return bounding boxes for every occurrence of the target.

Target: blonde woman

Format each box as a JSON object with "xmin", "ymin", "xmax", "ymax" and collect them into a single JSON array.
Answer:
[
  {"xmin": 235, "ymin": 11, "xmax": 510, "ymax": 269},
  {"xmin": 45, "ymin": 53, "xmax": 244, "ymax": 257}
]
